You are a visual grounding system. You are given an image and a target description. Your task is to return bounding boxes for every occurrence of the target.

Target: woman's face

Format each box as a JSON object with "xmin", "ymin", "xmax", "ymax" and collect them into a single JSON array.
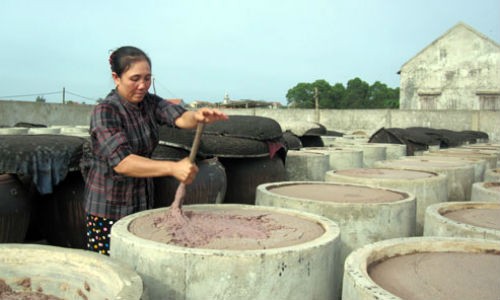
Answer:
[{"xmin": 112, "ymin": 59, "xmax": 152, "ymax": 104}]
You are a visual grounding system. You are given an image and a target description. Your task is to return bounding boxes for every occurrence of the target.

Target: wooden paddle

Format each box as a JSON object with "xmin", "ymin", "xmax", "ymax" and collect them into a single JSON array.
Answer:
[{"xmin": 168, "ymin": 123, "xmax": 205, "ymax": 222}]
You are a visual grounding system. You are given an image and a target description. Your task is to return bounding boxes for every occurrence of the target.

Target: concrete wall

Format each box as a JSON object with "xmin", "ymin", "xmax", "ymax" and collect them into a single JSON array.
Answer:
[
  {"xmin": 1, "ymin": 101, "xmax": 499, "ymax": 141},
  {"xmin": 400, "ymin": 23, "xmax": 500, "ymax": 110},
  {"xmin": 0, "ymin": 101, "xmax": 93, "ymax": 127}
]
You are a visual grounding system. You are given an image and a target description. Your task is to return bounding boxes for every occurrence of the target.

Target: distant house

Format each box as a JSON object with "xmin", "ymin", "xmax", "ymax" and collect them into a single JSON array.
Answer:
[
  {"xmin": 399, "ymin": 22, "xmax": 500, "ymax": 110},
  {"xmin": 189, "ymin": 100, "xmax": 218, "ymax": 109},
  {"xmin": 219, "ymin": 99, "xmax": 283, "ymax": 109}
]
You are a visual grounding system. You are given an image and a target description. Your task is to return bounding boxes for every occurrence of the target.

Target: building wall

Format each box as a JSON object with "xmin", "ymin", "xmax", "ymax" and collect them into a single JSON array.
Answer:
[
  {"xmin": 1, "ymin": 101, "xmax": 498, "ymax": 141},
  {"xmin": 399, "ymin": 23, "xmax": 500, "ymax": 110}
]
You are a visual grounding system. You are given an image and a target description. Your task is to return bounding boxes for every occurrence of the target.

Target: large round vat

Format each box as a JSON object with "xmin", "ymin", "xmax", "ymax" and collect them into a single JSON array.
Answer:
[
  {"xmin": 485, "ymin": 168, "xmax": 500, "ymax": 182},
  {"xmin": 457, "ymin": 146, "xmax": 500, "ymax": 160},
  {"xmin": 28, "ymin": 127, "xmax": 61, "ymax": 134},
  {"xmin": 110, "ymin": 204, "xmax": 341, "ymax": 300},
  {"xmin": 57, "ymin": 126, "xmax": 90, "ymax": 137},
  {"xmin": 0, "ymin": 127, "xmax": 29, "ymax": 135},
  {"xmin": 471, "ymin": 182, "xmax": 500, "ymax": 202},
  {"xmin": 255, "ymin": 181, "xmax": 415, "ymax": 293},
  {"xmin": 426, "ymin": 149, "xmax": 498, "ymax": 169},
  {"xmin": 302, "ymin": 147, "xmax": 363, "ymax": 171},
  {"xmin": 325, "ymin": 168, "xmax": 447, "ymax": 235},
  {"xmin": 424, "ymin": 201, "xmax": 500, "ymax": 240},
  {"xmin": 0, "ymin": 174, "xmax": 31, "ymax": 243},
  {"xmin": 373, "ymin": 158, "xmax": 474, "ymax": 201},
  {"xmin": 342, "ymin": 237, "xmax": 500, "ymax": 300},
  {"xmin": 419, "ymin": 154, "xmax": 487, "ymax": 182},
  {"xmin": 0, "ymin": 244, "xmax": 143, "ymax": 299},
  {"xmin": 369, "ymin": 143, "xmax": 407, "ymax": 159},
  {"xmin": 329, "ymin": 143, "xmax": 387, "ymax": 168},
  {"xmin": 285, "ymin": 150, "xmax": 329, "ymax": 181}
]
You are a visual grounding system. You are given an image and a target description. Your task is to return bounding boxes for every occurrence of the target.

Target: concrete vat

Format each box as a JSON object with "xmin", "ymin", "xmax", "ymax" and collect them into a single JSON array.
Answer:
[
  {"xmin": 369, "ymin": 143, "xmax": 407, "ymax": 160},
  {"xmin": 325, "ymin": 168, "xmax": 447, "ymax": 235},
  {"xmin": 373, "ymin": 158, "xmax": 475, "ymax": 202},
  {"xmin": 0, "ymin": 244, "xmax": 143, "ymax": 299},
  {"xmin": 471, "ymin": 182, "xmax": 500, "ymax": 202},
  {"xmin": 27, "ymin": 127, "xmax": 61, "ymax": 134},
  {"xmin": 0, "ymin": 127, "xmax": 29, "ymax": 135},
  {"xmin": 485, "ymin": 168, "xmax": 500, "ymax": 182},
  {"xmin": 301, "ymin": 147, "xmax": 363, "ymax": 171},
  {"xmin": 426, "ymin": 149, "xmax": 498, "ymax": 169},
  {"xmin": 110, "ymin": 204, "xmax": 341, "ymax": 300},
  {"xmin": 419, "ymin": 154, "xmax": 487, "ymax": 182},
  {"xmin": 285, "ymin": 150, "xmax": 329, "ymax": 181},
  {"xmin": 329, "ymin": 143, "xmax": 387, "ymax": 168},
  {"xmin": 342, "ymin": 237, "xmax": 500, "ymax": 300},
  {"xmin": 424, "ymin": 201, "xmax": 500, "ymax": 240},
  {"xmin": 458, "ymin": 146, "xmax": 500, "ymax": 160},
  {"xmin": 255, "ymin": 181, "xmax": 416, "ymax": 294}
]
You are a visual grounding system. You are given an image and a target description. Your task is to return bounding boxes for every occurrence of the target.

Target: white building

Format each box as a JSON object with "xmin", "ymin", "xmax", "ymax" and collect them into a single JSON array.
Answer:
[{"xmin": 399, "ymin": 22, "xmax": 500, "ymax": 110}]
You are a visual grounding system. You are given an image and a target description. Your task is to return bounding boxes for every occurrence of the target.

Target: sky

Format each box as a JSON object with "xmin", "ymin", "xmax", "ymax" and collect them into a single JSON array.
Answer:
[{"xmin": 1, "ymin": 0, "xmax": 499, "ymax": 105}]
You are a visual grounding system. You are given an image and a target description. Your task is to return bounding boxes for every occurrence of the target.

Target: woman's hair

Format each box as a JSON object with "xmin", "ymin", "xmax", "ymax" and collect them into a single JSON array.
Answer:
[{"xmin": 109, "ymin": 46, "xmax": 151, "ymax": 77}]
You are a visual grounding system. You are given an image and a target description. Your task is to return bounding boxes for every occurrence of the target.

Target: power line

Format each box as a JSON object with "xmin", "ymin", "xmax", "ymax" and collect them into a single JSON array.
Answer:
[
  {"xmin": 153, "ymin": 77, "xmax": 177, "ymax": 98},
  {"xmin": 0, "ymin": 91, "xmax": 61, "ymax": 98},
  {"xmin": 0, "ymin": 89, "xmax": 98, "ymax": 102},
  {"xmin": 65, "ymin": 90, "xmax": 97, "ymax": 101}
]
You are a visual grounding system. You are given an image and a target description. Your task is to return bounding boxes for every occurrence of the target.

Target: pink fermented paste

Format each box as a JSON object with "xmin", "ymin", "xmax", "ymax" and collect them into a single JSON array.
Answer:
[
  {"xmin": 130, "ymin": 208, "xmax": 325, "ymax": 250},
  {"xmin": 484, "ymin": 182, "xmax": 500, "ymax": 192},
  {"xmin": 336, "ymin": 168, "xmax": 434, "ymax": 179},
  {"xmin": 369, "ymin": 252, "xmax": 500, "ymax": 300},
  {"xmin": 444, "ymin": 208, "xmax": 500, "ymax": 230},
  {"xmin": 385, "ymin": 159, "xmax": 464, "ymax": 168},
  {"xmin": 268, "ymin": 183, "xmax": 406, "ymax": 203},
  {"xmin": 0, "ymin": 278, "xmax": 64, "ymax": 300}
]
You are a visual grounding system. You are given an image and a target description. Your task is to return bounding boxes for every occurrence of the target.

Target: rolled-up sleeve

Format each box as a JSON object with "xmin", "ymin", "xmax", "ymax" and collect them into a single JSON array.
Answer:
[
  {"xmin": 91, "ymin": 104, "xmax": 132, "ymax": 168},
  {"xmin": 155, "ymin": 98, "xmax": 187, "ymax": 127}
]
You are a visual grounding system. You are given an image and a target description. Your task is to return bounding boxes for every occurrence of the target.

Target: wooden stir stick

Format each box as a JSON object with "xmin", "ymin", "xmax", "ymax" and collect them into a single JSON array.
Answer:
[{"xmin": 169, "ymin": 123, "xmax": 205, "ymax": 222}]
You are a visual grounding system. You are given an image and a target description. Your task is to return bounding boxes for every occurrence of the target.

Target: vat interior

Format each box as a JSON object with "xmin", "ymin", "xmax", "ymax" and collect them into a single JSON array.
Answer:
[
  {"xmin": 484, "ymin": 182, "xmax": 500, "ymax": 189},
  {"xmin": 439, "ymin": 205, "xmax": 500, "ymax": 230},
  {"xmin": 0, "ymin": 249, "xmax": 124, "ymax": 299},
  {"xmin": 335, "ymin": 168, "xmax": 435, "ymax": 179},
  {"xmin": 366, "ymin": 248, "xmax": 500, "ymax": 300},
  {"xmin": 267, "ymin": 182, "xmax": 408, "ymax": 203},
  {"xmin": 129, "ymin": 206, "xmax": 326, "ymax": 250}
]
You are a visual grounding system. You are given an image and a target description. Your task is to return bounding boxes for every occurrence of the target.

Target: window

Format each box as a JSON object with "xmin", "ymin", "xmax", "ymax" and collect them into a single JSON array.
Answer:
[
  {"xmin": 418, "ymin": 91, "xmax": 441, "ymax": 110},
  {"xmin": 477, "ymin": 91, "xmax": 500, "ymax": 110}
]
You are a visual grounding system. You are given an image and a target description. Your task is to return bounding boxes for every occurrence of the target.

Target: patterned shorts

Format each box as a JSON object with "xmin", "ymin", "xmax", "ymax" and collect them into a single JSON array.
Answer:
[{"xmin": 86, "ymin": 214, "xmax": 116, "ymax": 256}]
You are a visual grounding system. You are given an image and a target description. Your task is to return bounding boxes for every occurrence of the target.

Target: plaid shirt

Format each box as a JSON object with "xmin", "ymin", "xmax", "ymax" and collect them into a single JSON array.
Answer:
[{"xmin": 83, "ymin": 90, "xmax": 186, "ymax": 219}]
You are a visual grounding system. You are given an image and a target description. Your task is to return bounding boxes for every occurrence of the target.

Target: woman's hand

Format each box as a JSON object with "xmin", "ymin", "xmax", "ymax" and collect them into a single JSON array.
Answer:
[
  {"xmin": 175, "ymin": 108, "xmax": 228, "ymax": 129},
  {"xmin": 193, "ymin": 107, "xmax": 229, "ymax": 124},
  {"xmin": 172, "ymin": 157, "xmax": 199, "ymax": 184}
]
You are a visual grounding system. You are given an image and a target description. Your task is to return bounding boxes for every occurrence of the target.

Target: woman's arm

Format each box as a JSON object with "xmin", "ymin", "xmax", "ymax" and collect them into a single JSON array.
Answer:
[
  {"xmin": 113, "ymin": 154, "xmax": 197, "ymax": 184},
  {"xmin": 113, "ymin": 108, "xmax": 227, "ymax": 183}
]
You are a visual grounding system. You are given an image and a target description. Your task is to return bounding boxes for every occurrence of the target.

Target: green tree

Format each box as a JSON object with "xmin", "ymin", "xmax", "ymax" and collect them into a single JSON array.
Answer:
[
  {"xmin": 330, "ymin": 83, "xmax": 346, "ymax": 109},
  {"xmin": 342, "ymin": 77, "xmax": 369, "ymax": 108},
  {"xmin": 311, "ymin": 79, "xmax": 334, "ymax": 108},
  {"xmin": 286, "ymin": 82, "xmax": 314, "ymax": 108},
  {"xmin": 385, "ymin": 87, "xmax": 400, "ymax": 108},
  {"xmin": 286, "ymin": 78, "xmax": 398, "ymax": 109},
  {"xmin": 35, "ymin": 95, "xmax": 46, "ymax": 103},
  {"xmin": 368, "ymin": 81, "xmax": 400, "ymax": 108}
]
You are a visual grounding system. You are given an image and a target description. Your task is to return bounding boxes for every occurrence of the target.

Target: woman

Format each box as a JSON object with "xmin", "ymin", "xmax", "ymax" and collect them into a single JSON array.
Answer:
[{"xmin": 83, "ymin": 46, "xmax": 228, "ymax": 255}]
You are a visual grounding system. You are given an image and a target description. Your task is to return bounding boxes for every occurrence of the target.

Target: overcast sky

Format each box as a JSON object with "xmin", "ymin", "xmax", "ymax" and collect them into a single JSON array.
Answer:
[{"xmin": 1, "ymin": 0, "xmax": 499, "ymax": 104}]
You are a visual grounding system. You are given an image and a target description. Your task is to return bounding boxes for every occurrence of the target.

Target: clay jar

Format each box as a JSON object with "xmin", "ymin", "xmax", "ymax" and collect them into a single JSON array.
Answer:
[{"xmin": 0, "ymin": 174, "xmax": 31, "ymax": 242}]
